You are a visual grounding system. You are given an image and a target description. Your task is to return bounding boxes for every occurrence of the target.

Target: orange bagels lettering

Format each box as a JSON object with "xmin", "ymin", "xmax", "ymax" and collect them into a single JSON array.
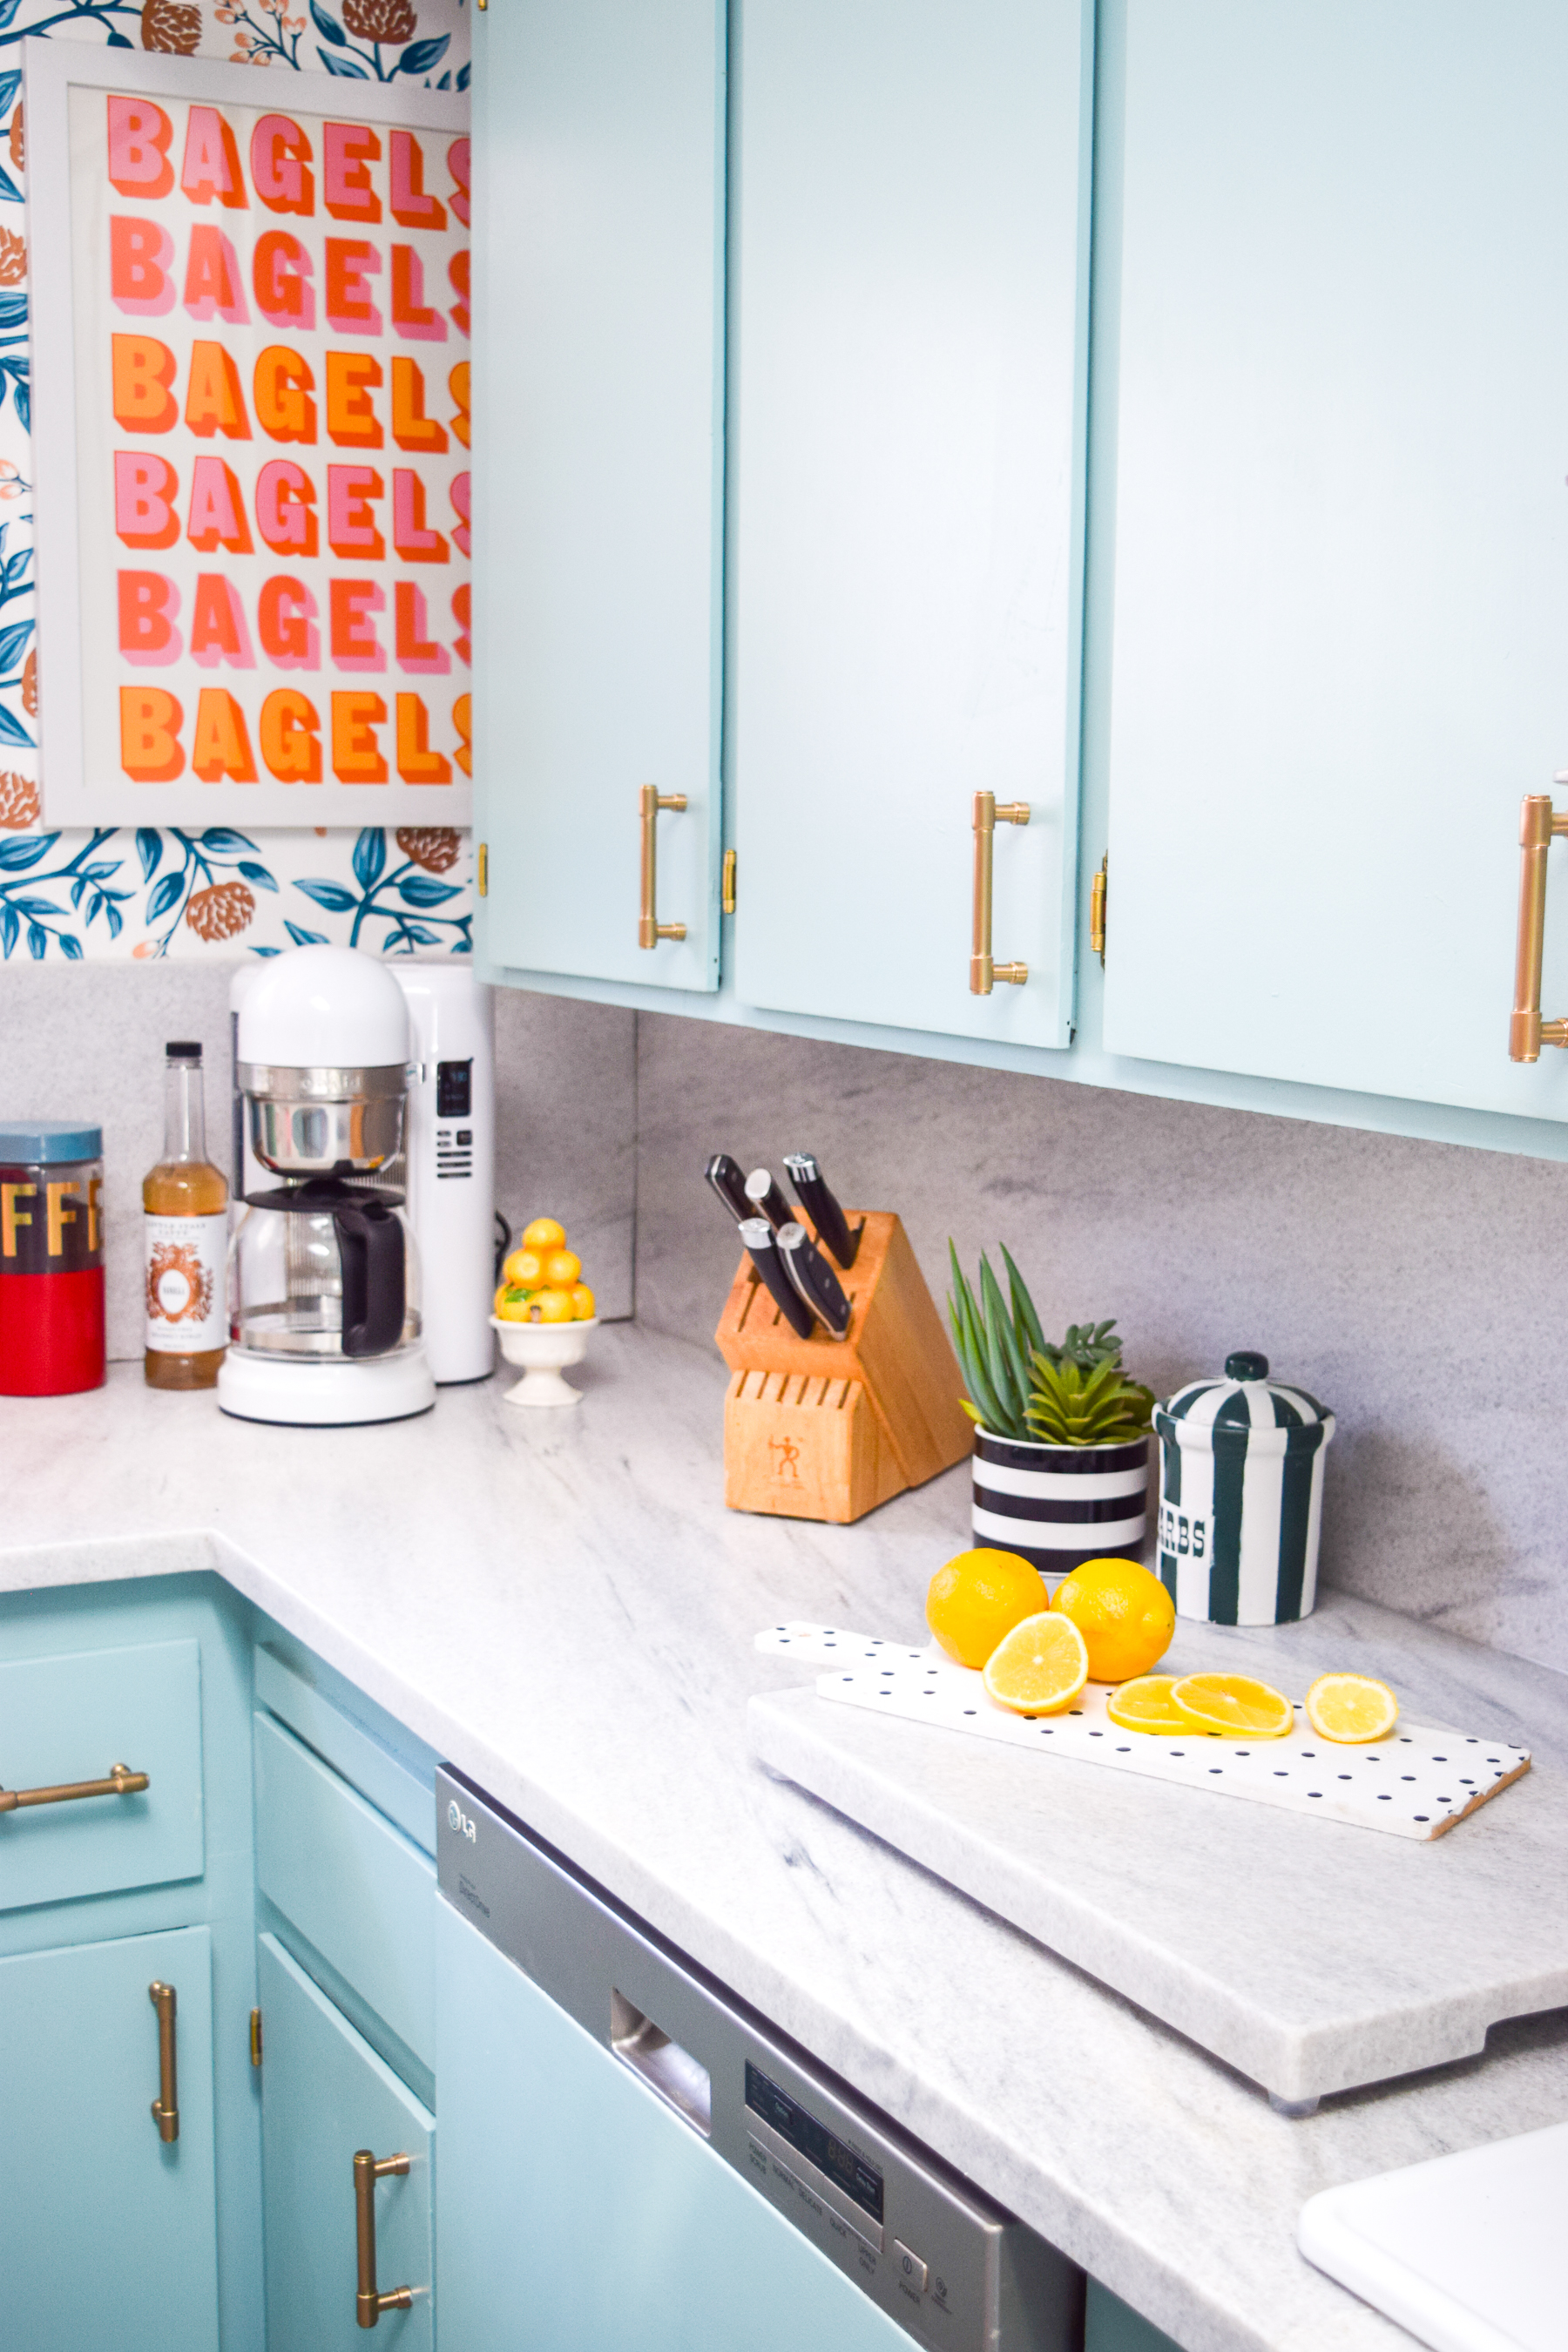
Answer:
[{"xmin": 98, "ymin": 91, "xmax": 468, "ymax": 803}]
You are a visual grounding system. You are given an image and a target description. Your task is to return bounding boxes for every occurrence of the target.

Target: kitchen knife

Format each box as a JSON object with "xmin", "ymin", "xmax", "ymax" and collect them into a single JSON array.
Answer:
[
  {"xmin": 744, "ymin": 1166, "xmax": 794, "ymax": 1233},
  {"xmin": 705, "ymin": 1152, "xmax": 753, "ymax": 1225},
  {"xmin": 777, "ymin": 1222, "xmax": 852, "ymax": 1340},
  {"xmin": 783, "ymin": 1153, "xmax": 860, "ymax": 1269},
  {"xmin": 738, "ymin": 1217, "xmax": 816, "ymax": 1337}
]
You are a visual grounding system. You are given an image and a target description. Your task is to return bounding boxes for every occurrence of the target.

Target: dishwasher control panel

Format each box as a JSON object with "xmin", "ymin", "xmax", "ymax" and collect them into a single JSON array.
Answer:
[{"xmin": 436, "ymin": 1767, "xmax": 1081, "ymax": 2352}]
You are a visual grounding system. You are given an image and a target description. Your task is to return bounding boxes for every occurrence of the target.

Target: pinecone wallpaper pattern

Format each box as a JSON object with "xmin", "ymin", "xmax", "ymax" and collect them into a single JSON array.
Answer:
[{"xmin": 0, "ymin": 0, "xmax": 473, "ymax": 961}]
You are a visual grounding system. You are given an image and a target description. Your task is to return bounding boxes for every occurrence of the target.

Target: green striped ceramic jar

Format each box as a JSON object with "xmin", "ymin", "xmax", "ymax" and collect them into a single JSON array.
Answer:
[{"xmin": 1153, "ymin": 1351, "xmax": 1335, "ymax": 1625}]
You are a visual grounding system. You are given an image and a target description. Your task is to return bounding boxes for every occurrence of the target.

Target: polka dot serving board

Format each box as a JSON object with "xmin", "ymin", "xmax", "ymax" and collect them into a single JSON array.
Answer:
[{"xmin": 752, "ymin": 1625, "xmax": 1531, "ymax": 1841}]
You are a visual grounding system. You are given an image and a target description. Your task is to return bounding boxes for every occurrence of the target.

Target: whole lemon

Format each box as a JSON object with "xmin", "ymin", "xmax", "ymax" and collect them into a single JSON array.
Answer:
[
  {"xmin": 504, "ymin": 1247, "xmax": 544, "ymax": 1288},
  {"xmin": 1051, "ymin": 1557, "xmax": 1175, "ymax": 1683},
  {"xmin": 926, "ymin": 1548, "xmax": 1051, "ymax": 1669},
  {"xmin": 537, "ymin": 1288, "xmax": 575, "ymax": 1324},
  {"xmin": 544, "ymin": 1248, "xmax": 582, "ymax": 1289},
  {"xmin": 524, "ymin": 1217, "xmax": 567, "ymax": 1253},
  {"xmin": 570, "ymin": 1283, "xmax": 596, "ymax": 1321},
  {"xmin": 493, "ymin": 1284, "xmax": 534, "ymax": 1324}
]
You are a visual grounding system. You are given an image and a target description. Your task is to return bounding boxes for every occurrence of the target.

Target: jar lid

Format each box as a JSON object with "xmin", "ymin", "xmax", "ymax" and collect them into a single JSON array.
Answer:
[
  {"xmin": 1157, "ymin": 1349, "xmax": 1331, "ymax": 1435},
  {"xmin": 0, "ymin": 1119, "xmax": 103, "ymax": 1164}
]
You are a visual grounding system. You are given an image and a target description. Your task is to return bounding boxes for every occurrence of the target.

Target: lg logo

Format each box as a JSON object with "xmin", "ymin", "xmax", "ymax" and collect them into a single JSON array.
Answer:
[{"xmin": 447, "ymin": 1799, "xmax": 477, "ymax": 1844}]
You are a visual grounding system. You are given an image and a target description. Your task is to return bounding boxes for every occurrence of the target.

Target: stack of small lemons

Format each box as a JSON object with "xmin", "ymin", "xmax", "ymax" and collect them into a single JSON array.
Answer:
[
  {"xmin": 925, "ymin": 1548, "xmax": 1396, "ymax": 1743},
  {"xmin": 494, "ymin": 1216, "xmax": 596, "ymax": 1325}
]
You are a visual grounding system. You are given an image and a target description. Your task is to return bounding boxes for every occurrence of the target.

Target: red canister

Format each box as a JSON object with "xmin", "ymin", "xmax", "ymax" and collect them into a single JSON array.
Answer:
[{"xmin": 0, "ymin": 1122, "xmax": 105, "ymax": 1395}]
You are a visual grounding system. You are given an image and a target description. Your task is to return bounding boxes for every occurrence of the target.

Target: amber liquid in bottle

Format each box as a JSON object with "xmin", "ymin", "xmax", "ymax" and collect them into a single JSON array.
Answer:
[{"xmin": 144, "ymin": 1044, "xmax": 228, "ymax": 1389}]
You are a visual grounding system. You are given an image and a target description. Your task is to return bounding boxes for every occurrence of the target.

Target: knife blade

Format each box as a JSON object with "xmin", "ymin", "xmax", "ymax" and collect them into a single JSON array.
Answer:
[
  {"xmin": 744, "ymin": 1166, "xmax": 794, "ymax": 1232},
  {"xmin": 777, "ymin": 1222, "xmax": 852, "ymax": 1340},
  {"xmin": 738, "ymin": 1217, "xmax": 816, "ymax": 1337},
  {"xmin": 705, "ymin": 1152, "xmax": 753, "ymax": 1224},
  {"xmin": 783, "ymin": 1153, "xmax": 860, "ymax": 1269}
]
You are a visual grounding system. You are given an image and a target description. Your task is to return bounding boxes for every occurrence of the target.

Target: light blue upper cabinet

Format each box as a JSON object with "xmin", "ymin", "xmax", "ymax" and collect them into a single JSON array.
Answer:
[
  {"xmin": 1100, "ymin": 0, "xmax": 1568, "ymax": 1123},
  {"xmin": 731, "ymin": 0, "xmax": 1095, "ymax": 1046},
  {"xmin": 473, "ymin": 0, "xmax": 727, "ymax": 991}
]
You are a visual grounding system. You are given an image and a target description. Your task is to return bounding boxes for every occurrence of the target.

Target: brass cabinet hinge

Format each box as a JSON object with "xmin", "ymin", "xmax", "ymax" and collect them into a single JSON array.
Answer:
[
  {"xmin": 477, "ymin": 841, "xmax": 489, "ymax": 899},
  {"xmin": 250, "ymin": 2008, "xmax": 263, "ymax": 2068},
  {"xmin": 1090, "ymin": 855, "xmax": 1107, "ymax": 965},
  {"xmin": 721, "ymin": 848, "xmax": 737, "ymax": 916}
]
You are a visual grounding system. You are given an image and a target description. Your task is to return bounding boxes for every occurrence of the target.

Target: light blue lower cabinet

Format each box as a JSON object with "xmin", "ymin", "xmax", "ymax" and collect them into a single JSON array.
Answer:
[
  {"xmin": 258, "ymin": 1932, "xmax": 435, "ymax": 2352},
  {"xmin": 0, "ymin": 1924, "xmax": 220, "ymax": 2352},
  {"xmin": 1085, "ymin": 2279, "xmax": 1184, "ymax": 2352},
  {"xmin": 434, "ymin": 1896, "xmax": 910, "ymax": 2352}
]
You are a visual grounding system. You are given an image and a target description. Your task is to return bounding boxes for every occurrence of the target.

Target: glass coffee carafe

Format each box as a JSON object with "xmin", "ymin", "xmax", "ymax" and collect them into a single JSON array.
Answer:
[{"xmin": 228, "ymin": 1181, "xmax": 422, "ymax": 1362}]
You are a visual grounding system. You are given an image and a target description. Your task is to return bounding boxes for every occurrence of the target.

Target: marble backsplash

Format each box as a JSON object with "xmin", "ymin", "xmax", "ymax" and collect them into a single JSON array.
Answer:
[
  {"xmin": 632, "ymin": 1011, "xmax": 1568, "ymax": 1680},
  {"xmin": 7, "ymin": 960, "xmax": 1568, "ymax": 1680}
]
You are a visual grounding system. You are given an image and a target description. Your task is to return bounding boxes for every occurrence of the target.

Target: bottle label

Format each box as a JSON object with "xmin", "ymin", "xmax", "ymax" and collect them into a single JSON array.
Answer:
[{"xmin": 145, "ymin": 1213, "xmax": 227, "ymax": 1354}]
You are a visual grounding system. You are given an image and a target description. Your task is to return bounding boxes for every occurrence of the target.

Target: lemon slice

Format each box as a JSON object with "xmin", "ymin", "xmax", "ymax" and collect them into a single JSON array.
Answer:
[
  {"xmin": 983, "ymin": 1612, "xmax": 1089, "ymax": 1716},
  {"xmin": 1304, "ymin": 1672, "xmax": 1398, "ymax": 1744},
  {"xmin": 1105, "ymin": 1675, "xmax": 1191, "ymax": 1734},
  {"xmin": 1170, "ymin": 1672, "xmax": 1294, "ymax": 1740}
]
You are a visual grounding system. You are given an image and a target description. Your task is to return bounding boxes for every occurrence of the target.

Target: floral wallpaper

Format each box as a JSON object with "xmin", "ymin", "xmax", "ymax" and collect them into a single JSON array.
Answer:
[{"xmin": 0, "ymin": 0, "xmax": 473, "ymax": 958}]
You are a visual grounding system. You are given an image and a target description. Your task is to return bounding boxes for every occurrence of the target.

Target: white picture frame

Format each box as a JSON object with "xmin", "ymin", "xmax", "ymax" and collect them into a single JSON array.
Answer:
[{"xmin": 26, "ymin": 39, "xmax": 471, "ymax": 825}]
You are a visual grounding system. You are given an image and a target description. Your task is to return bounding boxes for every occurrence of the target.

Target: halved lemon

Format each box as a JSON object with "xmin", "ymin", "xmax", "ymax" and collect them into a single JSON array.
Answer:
[
  {"xmin": 1304, "ymin": 1672, "xmax": 1398, "ymax": 1744},
  {"xmin": 983, "ymin": 1612, "xmax": 1089, "ymax": 1716},
  {"xmin": 1105, "ymin": 1675, "xmax": 1191, "ymax": 1735},
  {"xmin": 1170, "ymin": 1672, "xmax": 1294, "ymax": 1740}
]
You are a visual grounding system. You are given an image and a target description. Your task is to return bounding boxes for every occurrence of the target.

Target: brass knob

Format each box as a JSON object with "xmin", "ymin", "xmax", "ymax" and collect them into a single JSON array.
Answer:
[
  {"xmin": 1510, "ymin": 788, "xmax": 1568, "ymax": 1061},
  {"xmin": 355, "ymin": 2148, "xmax": 413, "ymax": 2328}
]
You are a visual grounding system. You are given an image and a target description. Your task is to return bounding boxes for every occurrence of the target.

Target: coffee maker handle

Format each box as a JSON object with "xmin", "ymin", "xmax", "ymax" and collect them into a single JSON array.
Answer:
[{"xmin": 333, "ymin": 1201, "xmax": 406, "ymax": 1358}]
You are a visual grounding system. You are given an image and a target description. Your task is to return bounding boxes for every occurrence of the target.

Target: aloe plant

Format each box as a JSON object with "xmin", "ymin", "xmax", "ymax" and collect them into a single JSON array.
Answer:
[
  {"xmin": 947, "ymin": 1244, "xmax": 1153, "ymax": 1447},
  {"xmin": 946, "ymin": 1241, "xmax": 1042, "ymax": 1440}
]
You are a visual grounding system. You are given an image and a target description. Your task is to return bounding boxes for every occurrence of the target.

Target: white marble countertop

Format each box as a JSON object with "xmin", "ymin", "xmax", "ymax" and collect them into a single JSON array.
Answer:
[{"xmin": 3, "ymin": 1330, "xmax": 1565, "ymax": 2352}]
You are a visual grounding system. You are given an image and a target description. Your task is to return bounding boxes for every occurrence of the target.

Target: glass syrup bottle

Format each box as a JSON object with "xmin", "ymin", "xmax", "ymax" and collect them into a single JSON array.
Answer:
[{"xmin": 143, "ymin": 1040, "xmax": 228, "ymax": 1389}]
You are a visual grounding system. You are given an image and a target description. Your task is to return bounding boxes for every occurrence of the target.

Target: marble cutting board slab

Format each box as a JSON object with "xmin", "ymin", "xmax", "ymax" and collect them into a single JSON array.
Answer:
[{"xmin": 747, "ymin": 1625, "xmax": 1563, "ymax": 2108}]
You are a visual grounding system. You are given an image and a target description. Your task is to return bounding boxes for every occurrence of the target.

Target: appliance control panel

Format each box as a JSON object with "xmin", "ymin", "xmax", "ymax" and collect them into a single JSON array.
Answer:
[{"xmin": 436, "ymin": 1768, "xmax": 1080, "ymax": 2352}]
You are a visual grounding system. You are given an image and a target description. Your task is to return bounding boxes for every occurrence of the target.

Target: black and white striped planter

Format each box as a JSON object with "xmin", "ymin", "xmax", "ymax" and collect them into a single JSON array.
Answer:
[
  {"xmin": 970, "ymin": 1427, "xmax": 1149, "ymax": 1580},
  {"xmin": 1154, "ymin": 1353, "xmax": 1335, "ymax": 1625}
]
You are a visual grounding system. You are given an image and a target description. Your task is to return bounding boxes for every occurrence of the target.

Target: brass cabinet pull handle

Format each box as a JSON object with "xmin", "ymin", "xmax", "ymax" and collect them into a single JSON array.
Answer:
[
  {"xmin": 355, "ymin": 2148, "xmax": 413, "ymax": 2328},
  {"xmin": 970, "ymin": 791, "xmax": 1031, "ymax": 994},
  {"xmin": 0, "ymin": 1761, "xmax": 149, "ymax": 1814},
  {"xmin": 1511, "ymin": 789, "xmax": 1568, "ymax": 1060},
  {"xmin": 149, "ymin": 1981, "xmax": 179, "ymax": 2143},
  {"xmin": 638, "ymin": 783, "xmax": 688, "ymax": 948}
]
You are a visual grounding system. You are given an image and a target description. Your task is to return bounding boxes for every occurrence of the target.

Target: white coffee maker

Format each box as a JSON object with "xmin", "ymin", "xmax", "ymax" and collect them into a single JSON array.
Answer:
[{"xmin": 219, "ymin": 948, "xmax": 436, "ymax": 1427}]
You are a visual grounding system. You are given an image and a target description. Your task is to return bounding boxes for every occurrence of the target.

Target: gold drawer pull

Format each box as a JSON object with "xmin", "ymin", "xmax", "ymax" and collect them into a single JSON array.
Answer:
[
  {"xmin": 0, "ymin": 1761, "xmax": 149, "ymax": 1814},
  {"xmin": 638, "ymin": 783, "xmax": 688, "ymax": 948},
  {"xmin": 149, "ymin": 1981, "xmax": 179, "ymax": 2143},
  {"xmin": 1511, "ymin": 789, "xmax": 1568, "ymax": 1060},
  {"xmin": 355, "ymin": 2149, "xmax": 413, "ymax": 2328},
  {"xmin": 970, "ymin": 791, "xmax": 1030, "ymax": 995}
]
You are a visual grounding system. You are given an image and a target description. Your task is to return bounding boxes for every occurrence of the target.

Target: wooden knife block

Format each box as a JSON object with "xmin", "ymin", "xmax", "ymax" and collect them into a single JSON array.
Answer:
[{"xmin": 713, "ymin": 1211, "xmax": 970, "ymax": 1524}]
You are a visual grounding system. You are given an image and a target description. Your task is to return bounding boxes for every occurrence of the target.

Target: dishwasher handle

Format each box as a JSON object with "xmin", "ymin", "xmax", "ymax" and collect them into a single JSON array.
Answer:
[{"xmin": 611, "ymin": 1990, "xmax": 713, "ymax": 2137}]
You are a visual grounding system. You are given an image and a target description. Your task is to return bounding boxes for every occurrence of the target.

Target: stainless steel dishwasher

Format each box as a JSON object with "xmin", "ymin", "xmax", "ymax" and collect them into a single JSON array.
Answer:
[{"xmin": 434, "ymin": 1766, "xmax": 1083, "ymax": 2352}]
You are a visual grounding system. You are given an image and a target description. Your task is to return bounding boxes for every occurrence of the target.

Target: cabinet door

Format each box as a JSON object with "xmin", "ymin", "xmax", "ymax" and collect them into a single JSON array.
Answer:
[
  {"xmin": 1102, "ymin": 0, "xmax": 1568, "ymax": 1122},
  {"xmin": 473, "ymin": 0, "xmax": 726, "ymax": 992},
  {"xmin": 1085, "ymin": 2279, "xmax": 1184, "ymax": 2352},
  {"xmin": 0, "ymin": 1927, "xmax": 219, "ymax": 2352},
  {"xmin": 436, "ymin": 1899, "xmax": 908, "ymax": 2352},
  {"xmin": 732, "ymin": 0, "xmax": 1094, "ymax": 1047},
  {"xmin": 258, "ymin": 1934, "xmax": 434, "ymax": 2352}
]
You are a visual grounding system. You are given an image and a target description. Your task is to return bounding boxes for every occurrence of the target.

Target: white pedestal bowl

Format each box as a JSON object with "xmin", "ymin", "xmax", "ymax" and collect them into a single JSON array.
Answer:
[{"xmin": 490, "ymin": 1315, "xmax": 598, "ymax": 1409}]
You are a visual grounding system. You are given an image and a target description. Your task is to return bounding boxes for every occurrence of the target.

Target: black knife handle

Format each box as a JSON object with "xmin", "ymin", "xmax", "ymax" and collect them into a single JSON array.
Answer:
[
  {"xmin": 706, "ymin": 1153, "xmax": 752, "ymax": 1224},
  {"xmin": 744, "ymin": 1167, "xmax": 793, "ymax": 1232},
  {"xmin": 777, "ymin": 1222, "xmax": 851, "ymax": 1340},
  {"xmin": 783, "ymin": 1154, "xmax": 860, "ymax": 1269},
  {"xmin": 738, "ymin": 1217, "xmax": 815, "ymax": 1338}
]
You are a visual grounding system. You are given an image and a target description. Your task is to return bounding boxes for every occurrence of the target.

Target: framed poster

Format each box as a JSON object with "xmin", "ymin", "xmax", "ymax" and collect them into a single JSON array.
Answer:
[{"xmin": 26, "ymin": 42, "xmax": 470, "ymax": 824}]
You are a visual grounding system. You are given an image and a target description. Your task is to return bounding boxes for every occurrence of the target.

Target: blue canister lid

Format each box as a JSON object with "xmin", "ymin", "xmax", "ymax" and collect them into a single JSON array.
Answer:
[{"xmin": 0, "ymin": 1119, "xmax": 104, "ymax": 1165}]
